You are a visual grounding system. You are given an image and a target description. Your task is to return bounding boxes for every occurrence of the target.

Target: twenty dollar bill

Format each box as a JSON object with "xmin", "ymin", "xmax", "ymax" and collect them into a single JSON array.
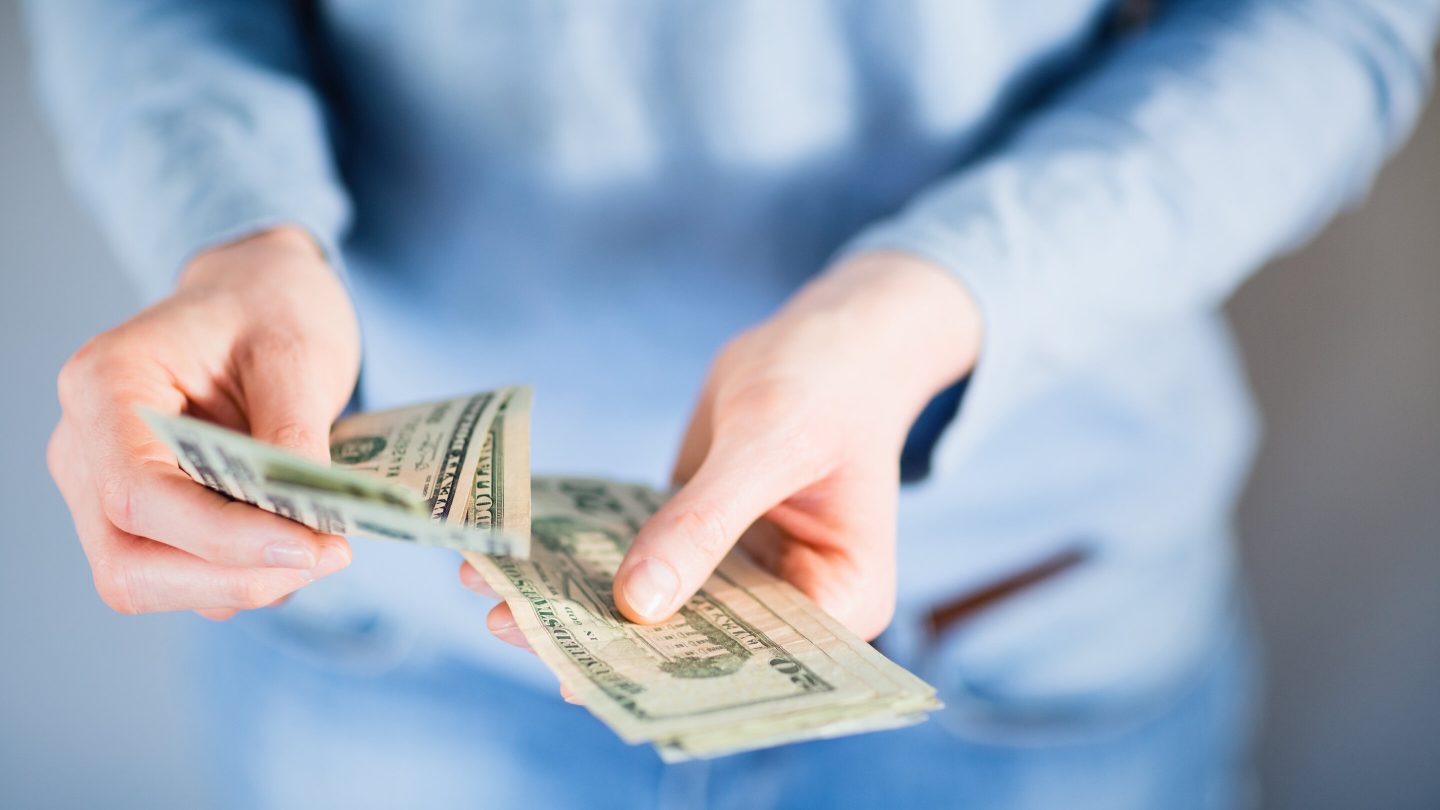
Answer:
[
  {"xmin": 140, "ymin": 387, "xmax": 532, "ymax": 555},
  {"xmin": 465, "ymin": 476, "xmax": 940, "ymax": 760}
]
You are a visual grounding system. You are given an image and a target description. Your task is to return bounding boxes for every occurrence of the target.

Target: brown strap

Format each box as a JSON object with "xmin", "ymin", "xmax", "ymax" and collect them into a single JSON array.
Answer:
[{"xmin": 924, "ymin": 547, "xmax": 1089, "ymax": 641}]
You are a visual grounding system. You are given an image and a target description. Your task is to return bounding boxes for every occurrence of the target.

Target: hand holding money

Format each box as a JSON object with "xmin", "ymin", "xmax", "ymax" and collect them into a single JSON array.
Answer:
[
  {"xmin": 51, "ymin": 236, "xmax": 958, "ymax": 757},
  {"xmin": 47, "ymin": 227, "xmax": 361, "ymax": 620},
  {"xmin": 464, "ymin": 477, "xmax": 940, "ymax": 761},
  {"xmin": 140, "ymin": 389, "xmax": 942, "ymax": 759},
  {"xmin": 604, "ymin": 250, "xmax": 982, "ymax": 641},
  {"xmin": 140, "ymin": 386, "xmax": 533, "ymax": 555}
]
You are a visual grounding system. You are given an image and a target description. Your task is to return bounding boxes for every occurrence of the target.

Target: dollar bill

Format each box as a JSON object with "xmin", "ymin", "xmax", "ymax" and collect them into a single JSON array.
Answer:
[
  {"xmin": 139, "ymin": 387, "xmax": 532, "ymax": 554},
  {"xmin": 463, "ymin": 476, "xmax": 940, "ymax": 760},
  {"xmin": 143, "ymin": 391, "xmax": 936, "ymax": 755},
  {"xmin": 468, "ymin": 386, "xmax": 532, "ymax": 557}
]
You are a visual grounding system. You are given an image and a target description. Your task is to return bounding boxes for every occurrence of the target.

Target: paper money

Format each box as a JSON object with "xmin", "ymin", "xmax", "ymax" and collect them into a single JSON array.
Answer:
[
  {"xmin": 140, "ymin": 387, "xmax": 532, "ymax": 554},
  {"xmin": 467, "ymin": 386, "xmax": 532, "ymax": 557},
  {"xmin": 464, "ymin": 477, "xmax": 940, "ymax": 760},
  {"xmin": 143, "ymin": 389, "xmax": 938, "ymax": 757}
]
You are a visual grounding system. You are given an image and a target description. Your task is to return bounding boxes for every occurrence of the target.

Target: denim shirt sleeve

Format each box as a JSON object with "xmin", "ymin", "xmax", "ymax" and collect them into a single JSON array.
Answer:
[
  {"xmin": 23, "ymin": 0, "xmax": 351, "ymax": 302},
  {"xmin": 844, "ymin": 0, "xmax": 1439, "ymax": 474}
]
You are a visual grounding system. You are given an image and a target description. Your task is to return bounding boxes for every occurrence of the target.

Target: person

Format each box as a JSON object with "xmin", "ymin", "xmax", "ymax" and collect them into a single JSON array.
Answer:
[{"xmin": 26, "ymin": 1, "xmax": 1437, "ymax": 807}]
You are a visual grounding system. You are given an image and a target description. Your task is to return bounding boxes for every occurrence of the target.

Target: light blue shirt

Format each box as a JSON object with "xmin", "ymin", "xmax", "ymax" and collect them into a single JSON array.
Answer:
[{"xmin": 26, "ymin": 0, "xmax": 1439, "ymax": 731}]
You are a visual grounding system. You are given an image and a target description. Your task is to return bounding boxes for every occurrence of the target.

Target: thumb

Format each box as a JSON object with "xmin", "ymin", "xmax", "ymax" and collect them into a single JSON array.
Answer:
[
  {"xmin": 239, "ymin": 340, "xmax": 346, "ymax": 464},
  {"xmin": 239, "ymin": 341, "xmax": 356, "ymax": 570},
  {"xmin": 614, "ymin": 439, "xmax": 807, "ymax": 624}
]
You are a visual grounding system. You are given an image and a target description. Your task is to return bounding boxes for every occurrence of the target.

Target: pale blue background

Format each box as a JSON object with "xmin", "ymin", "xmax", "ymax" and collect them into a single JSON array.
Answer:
[{"xmin": 1, "ymin": 1, "xmax": 1437, "ymax": 806}]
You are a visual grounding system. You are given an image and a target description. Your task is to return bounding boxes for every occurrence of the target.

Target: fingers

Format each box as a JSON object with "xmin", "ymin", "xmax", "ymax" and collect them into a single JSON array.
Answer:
[
  {"xmin": 670, "ymin": 378, "xmax": 716, "ymax": 485},
  {"xmin": 486, "ymin": 602, "xmax": 530, "ymax": 650},
  {"xmin": 460, "ymin": 541, "xmax": 516, "ymax": 648},
  {"xmin": 82, "ymin": 408, "xmax": 344, "ymax": 571},
  {"xmin": 770, "ymin": 528, "xmax": 896, "ymax": 642},
  {"xmin": 614, "ymin": 435, "xmax": 807, "ymax": 624},
  {"xmin": 481, "ymin": 601, "xmax": 580, "ymax": 705},
  {"xmin": 458, "ymin": 560, "xmax": 500, "ymax": 598},
  {"xmin": 88, "ymin": 539, "xmax": 336, "ymax": 614},
  {"xmin": 51, "ymin": 251, "xmax": 363, "ymax": 619},
  {"xmin": 52, "ymin": 419, "xmax": 348, "ymax": 616},
  {"xmin": 56, "ymin": 344, "xmax": 344, "ymax": 571},
  {"xmin": 465, "ymin": 569, "xmax": 546, "ymax": 668},
  {"xmin": 71, "ymin": 474, "xmax": 346, "ymax": 616},
  {"xmin": 237, "ymin": 331, "xmax": 345, "ymax": 463},
  {"xmin": 101, "ymin": 458, "xmax": 345, "ymax": 570},
  {"xmin": 764, "ymin": 474, "xmax": 899, "ymax": 641}
]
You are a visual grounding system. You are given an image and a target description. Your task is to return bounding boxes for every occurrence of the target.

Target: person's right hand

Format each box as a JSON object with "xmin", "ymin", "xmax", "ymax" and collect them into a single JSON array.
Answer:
[{"xmin": 48, "ymin": 226, "xmax": 361, "ymax": 621}]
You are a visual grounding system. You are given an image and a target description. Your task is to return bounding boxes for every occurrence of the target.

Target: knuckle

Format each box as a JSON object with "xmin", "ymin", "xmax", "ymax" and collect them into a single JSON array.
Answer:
[
  {"xmin": 228, "ymin": 574, "xmax": 283, "ymax": 611},
  {"xmin": 714, "ymin": 328, "xmax": 762, "ymax": 369},
  {"xmin": 240, "ymin": 327, "xmax": 308, "ymax": 372},
  {"xmin": 58, "ymin": 332, "xmax": 162, "ymax": 415},
  {"xmin": 673, "ymin": 507, "xmax": 732, "ymax": 559},
  {"xmin": 45, "ymin": 424, "xmax": 68, "ymax": 481},
  {"xmin": 724, "ymin": 406, "xmax": 834, "ymax": 487},
  {"xmin": 99, "ymin": 473, "xmax": 140, "ymax": 534},
  {"xmin": 717, "ymin": 378, "xmax": 806, "ymax": 434},
  {"xmin": 56, "ymin": 337, "xmax": 110, "ymax": 410},
  {"xmin": 266, "ymin": 421, "xmax": 321, "ymax": 452},
  {"xmin": 92, "ymin": 559, "xmax": 141, "ymax": 615}
]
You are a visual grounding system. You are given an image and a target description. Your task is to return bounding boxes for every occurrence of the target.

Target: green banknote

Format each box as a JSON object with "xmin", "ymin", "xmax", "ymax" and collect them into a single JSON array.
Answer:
[
  {"xmin": 140, "ymin": 387, "xmax": 532, "ymax": 554},
  {"xmin": 464, "ymin": 477, "xmax": 940, "ymax": 760},
  {"xmin": 145, "ymin": 390, "xmax": 939, "ymax": 757}
]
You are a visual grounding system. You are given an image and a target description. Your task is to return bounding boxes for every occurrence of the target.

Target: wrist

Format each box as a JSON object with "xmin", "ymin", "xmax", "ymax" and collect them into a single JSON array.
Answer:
[
  {"xmin": 234, "ymin": 224, "xmax": 324, "ymax": 256},
  {"xmin": 179, "ymin": 225, "xmax": 328, "ymax": 291},
  {"xmin": 174, "ymin": 226, "xmax": 359, "ymax": 363}
]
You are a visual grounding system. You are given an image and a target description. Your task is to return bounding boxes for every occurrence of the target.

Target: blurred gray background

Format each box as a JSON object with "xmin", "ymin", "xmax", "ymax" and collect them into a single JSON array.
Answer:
[{"xmin": 1, "ymin": 3, "xmax": 1437, "ymax": 807}]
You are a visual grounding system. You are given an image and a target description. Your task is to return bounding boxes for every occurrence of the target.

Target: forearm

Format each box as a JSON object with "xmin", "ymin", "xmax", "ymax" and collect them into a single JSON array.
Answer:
[{"xmin": 843, "ymin": 0, "xmax": 1439, "ymax": 462}]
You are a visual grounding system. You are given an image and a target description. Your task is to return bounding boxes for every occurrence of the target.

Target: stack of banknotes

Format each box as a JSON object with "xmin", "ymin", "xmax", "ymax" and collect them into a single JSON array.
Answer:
[{"xmin": 142, "ymin": 388, "xmax": 940, "ymax": 760}]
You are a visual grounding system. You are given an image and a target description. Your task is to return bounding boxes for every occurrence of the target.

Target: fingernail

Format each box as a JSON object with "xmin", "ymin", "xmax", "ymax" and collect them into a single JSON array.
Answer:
[
  {"xmin": 622, "ymin": 557, "xmax": 679, "ymax": 622},
  {"xmin": 562, "ymin": 690, "xmax": 582, "ymax": 705},
  {"xmin": 265, "ymin": 541, "xmax": 317, "ymax": 570},
  {"xmin": 308, "ymin": 544, "xmax": 351, "ymax": 579}
]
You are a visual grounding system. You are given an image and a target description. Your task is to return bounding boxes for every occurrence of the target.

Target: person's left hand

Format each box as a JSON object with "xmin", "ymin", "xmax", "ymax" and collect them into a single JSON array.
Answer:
[{"xmin": 460, "ymin": 250, "xmax": 982, "ymax": 687}]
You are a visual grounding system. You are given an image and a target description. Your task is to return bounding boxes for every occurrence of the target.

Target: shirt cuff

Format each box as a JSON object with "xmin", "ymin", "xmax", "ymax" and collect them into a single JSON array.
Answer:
[{"xmin": 129, "ymin": 173, "xmax": 351, "ymax": 303}]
